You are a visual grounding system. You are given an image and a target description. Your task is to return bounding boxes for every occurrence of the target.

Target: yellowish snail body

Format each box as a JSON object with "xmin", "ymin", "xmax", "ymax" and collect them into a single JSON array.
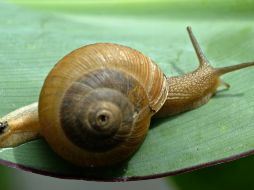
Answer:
[{"xmin": 0, "ymin": 27, "xmax": 254, "ymax": 167}]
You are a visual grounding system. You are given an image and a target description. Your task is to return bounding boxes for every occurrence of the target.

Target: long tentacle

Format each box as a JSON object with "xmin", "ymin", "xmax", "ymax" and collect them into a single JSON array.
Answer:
[
  {"xmin": 187, "ymin": 26, "xmax": 209, "ymax": 66},
  {"xmin": 215, "ymin": 62, "xmax": 254, "ymax": 75}
]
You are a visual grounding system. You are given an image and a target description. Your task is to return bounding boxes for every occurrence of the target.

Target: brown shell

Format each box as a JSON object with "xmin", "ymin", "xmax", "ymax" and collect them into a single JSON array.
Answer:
[{"xmin": 38, "ymin": 43, "xmax": 168, "ymax": 167}]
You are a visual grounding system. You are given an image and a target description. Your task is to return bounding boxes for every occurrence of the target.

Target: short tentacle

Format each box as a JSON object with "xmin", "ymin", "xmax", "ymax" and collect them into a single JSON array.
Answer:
[{"xmin": 219, "ymin": 80, "xmax": 230, "ymax": 90}]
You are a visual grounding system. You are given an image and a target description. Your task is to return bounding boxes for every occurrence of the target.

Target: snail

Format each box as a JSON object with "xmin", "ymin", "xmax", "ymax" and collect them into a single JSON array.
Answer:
[{"xmin": 0, "ymin": 27, "xmax": 253, "ymax": 167}]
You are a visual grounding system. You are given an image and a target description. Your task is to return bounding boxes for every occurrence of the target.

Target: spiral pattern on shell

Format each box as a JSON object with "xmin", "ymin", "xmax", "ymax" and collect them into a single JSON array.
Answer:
[{"xmin": 38, "ymin": 43, "xmax": 168, "ymax": 167}]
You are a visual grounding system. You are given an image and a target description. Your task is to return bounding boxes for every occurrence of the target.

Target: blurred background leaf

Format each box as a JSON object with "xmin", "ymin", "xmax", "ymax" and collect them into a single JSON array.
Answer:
[
  {"xmin": 0, "ymin": 165, "xmax": 12, "ymax": 190},
  {"xmin": 169, "ymin": 154, "xmax": 254, "ymax": 190},
  {"xmin": 0, "ymin": 0, "xmax": 254, "ymax": 185},
  {"xmin": 7, "ymin": 0, "xmax": 254, "ymax": 19}
]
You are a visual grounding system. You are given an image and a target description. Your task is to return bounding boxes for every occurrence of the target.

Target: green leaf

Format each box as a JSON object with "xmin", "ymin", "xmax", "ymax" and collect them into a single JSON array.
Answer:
[{"xmin": 0, "ymin": 0, "xmax": 254, "ymax": 181}]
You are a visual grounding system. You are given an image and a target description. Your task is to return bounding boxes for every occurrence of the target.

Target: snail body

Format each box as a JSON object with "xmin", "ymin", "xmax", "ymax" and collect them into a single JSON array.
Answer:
[{"xmin": 0, "ymin": 27, "xmax": 254, "ymax": 167}]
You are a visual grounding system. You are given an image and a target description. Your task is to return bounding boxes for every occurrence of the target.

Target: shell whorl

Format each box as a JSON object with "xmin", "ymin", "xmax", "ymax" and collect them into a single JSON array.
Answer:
[
  {"xmin": 38, "ymin": 43, "xmax": 168, "ymax": 166},
  {"xmin": 60, "ymin": 69, "xmax": 147, "ymax": 152}
]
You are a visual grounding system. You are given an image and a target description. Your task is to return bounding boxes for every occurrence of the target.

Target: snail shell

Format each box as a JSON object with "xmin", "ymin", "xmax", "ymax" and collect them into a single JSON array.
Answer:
[{"xmin": 38, "ymin": 43, "xmax": 168, "ymax": 167}]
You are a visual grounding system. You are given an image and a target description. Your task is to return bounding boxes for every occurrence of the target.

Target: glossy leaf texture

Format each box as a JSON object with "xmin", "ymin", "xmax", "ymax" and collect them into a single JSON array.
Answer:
[{"xmin": 0, "ymin": 0, "xmax": 254, "ymax": 181}]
